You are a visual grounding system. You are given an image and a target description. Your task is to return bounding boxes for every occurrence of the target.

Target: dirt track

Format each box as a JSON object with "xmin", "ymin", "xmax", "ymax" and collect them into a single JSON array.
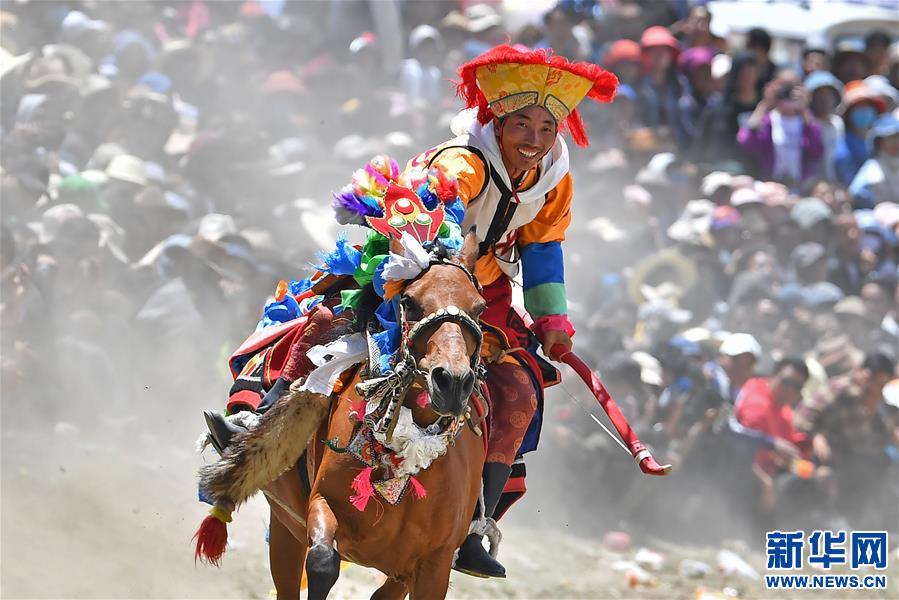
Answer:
[{"xmin": 3, "ymin": 425, "xmax": 897, "ymax": 600}]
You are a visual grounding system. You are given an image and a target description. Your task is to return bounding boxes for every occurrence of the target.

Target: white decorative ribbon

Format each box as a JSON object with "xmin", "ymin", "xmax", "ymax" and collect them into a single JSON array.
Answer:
[
  {"xmin": 299, "ymin": 333, "xmax": 368, "ymax": 395},
  {"xmin": 381, "ymin": 232, "xmax": 432, "ymax": 282}
]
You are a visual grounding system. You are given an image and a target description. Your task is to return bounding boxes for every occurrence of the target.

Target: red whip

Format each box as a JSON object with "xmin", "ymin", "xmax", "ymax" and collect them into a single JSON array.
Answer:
[{"xmin": 551, "ymin": 344, "xmax": 671, "ymax": 476}]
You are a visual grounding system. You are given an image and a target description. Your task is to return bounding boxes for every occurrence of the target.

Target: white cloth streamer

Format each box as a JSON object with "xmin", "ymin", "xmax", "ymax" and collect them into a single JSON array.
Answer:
[
  {"xmin": 381, "ymin": 232, "xmax": 432, "ymax": 281},
  {"xmin": 299, "ymin": 333, "xmax": 368, "ymax": 395}
]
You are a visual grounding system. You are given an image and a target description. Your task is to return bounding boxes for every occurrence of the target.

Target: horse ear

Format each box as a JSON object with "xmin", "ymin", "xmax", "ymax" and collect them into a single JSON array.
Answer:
[
  {"xmin": 456, "ymin": 227, "xmax": 478, "ymax": 273},
  {"xmin": 388, "ymin": 235, "xmax": 403, "ymax": 255}
]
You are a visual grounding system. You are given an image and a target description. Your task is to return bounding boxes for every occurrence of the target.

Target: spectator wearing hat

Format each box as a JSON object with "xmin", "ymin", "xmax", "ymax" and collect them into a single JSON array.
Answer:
[
  {"xmin": 709, "ymin": 332, "xmax": 762, "ymax": 404},
  {"xmin": 849, "ymin": 113, "xmax": 899, "ymax": 208},
  {"xmin": 864, "ymin": 74, "xmax": 899, "ymax": 112},
  {"xmin": 794, "ymin": 351, "xmax": 897, "ymax": 529},
  {"xmin": 853, "ymin": 209, "xmax": 898, "ymax": 284},
  {"xmin": 805, "ymin": 71, "xmax": 844, "ymax": 181},
  {"xmin": 400, "ymin": 25, "xmax": 446, "ymax": 107},
  {"xmin": 638, "ymin": 26, "xmax": 688, "ymax": 149},
  {"xmin": 400, "ymin": 25, "xmax": 445, "ymax": 106},
  {"xmin": 737, "ymin": 71, "xmax": 823, "ymax": 188},
  {"xmin": 834, "ymin": 81, "xmax": 888, "ymax": 186},
  {"xmin": 603, "ymin": 39, "xmax": 642, "ymax": 88},
  {"xmin": 832, "ymin": 37, "xmax": 872, "ymax": 84},
  {"xmin": 791, "ymin": 197, "xmax": 834, "ymax": 246},
  {"xmin": 458, "ymin": 3, "xmax": 506, "ymax": 60}
]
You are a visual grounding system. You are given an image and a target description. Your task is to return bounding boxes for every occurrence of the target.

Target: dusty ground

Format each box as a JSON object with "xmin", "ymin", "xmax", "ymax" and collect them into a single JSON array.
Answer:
[{"xmin": 2, "ymin": 423, "xmax": 896, "ymax": 600}]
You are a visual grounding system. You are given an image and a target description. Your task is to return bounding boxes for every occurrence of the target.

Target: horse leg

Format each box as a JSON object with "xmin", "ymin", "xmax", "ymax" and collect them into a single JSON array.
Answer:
[
  {"xmin": 305, "ymin": 495, "xmax": 340, "ymax": 600},
  {"xmin": 269, "ymin": 508, "xmax": 306, "ymax": 600},
  {"xmin": 370, "ymin": 577, "xmax": 408, "ymax": 600},
  {"xmin": 406, "ymin": 551, "xmax": 454, "ymax": 600}
]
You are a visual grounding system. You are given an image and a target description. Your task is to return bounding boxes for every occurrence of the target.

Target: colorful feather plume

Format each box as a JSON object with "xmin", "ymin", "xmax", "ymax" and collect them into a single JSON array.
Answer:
[{"xmin": 331, "ymin": 155, "xmax": 400, "ymax": 225}]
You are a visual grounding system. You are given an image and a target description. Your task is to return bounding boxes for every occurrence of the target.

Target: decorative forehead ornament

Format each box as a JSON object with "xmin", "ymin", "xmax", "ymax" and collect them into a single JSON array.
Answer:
[{"xmin": 367, "ymin": 183, "xmax": 445, "ymax": 244}]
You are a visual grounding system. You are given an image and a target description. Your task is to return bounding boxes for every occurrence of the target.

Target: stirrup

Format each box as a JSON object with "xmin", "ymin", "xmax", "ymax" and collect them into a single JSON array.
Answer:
[{"xmin": 203, "ymin": 410, "xmax": 249, "ymax": 454}]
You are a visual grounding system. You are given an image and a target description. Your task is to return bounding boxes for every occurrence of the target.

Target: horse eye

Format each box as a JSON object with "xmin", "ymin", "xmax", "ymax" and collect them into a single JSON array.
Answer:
[{"xmin": 401, "ymin": 297, "xmax": 423, "ymax": 321}]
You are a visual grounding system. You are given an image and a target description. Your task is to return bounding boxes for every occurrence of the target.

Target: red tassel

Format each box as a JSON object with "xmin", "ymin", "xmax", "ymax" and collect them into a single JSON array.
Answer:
[
  {"xmin": 193, "ymin": 514, "xmax": 229, "ymax": 566},
  {"xmin": 415, "ymin": 391, "xmax": 430, "ymax": 408},
  {"xmin": 565, "ymin": 109, "xmax": 589, "ymax": 147},
  {"xmin": 409, "ymin": 475, "xmax": 427, "ymax": 499},
  {"xmin": 349, "ymin": 466, "xmax": 375, "ymax": 512},
  {"xmin": 432, "ymin": 167, "xmax": 459, "ymax": 202}
]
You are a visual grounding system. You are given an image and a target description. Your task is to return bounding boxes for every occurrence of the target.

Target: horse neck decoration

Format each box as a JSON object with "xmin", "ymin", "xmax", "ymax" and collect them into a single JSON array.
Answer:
[{"xmin": 267, "ymin": 231, "xmax": 488, "ymax": 600}]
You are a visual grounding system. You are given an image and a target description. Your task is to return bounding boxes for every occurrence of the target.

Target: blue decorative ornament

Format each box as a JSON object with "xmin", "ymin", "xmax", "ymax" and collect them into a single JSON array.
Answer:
[{"xmin": 319, "ymin": 232, "xmax": 362, "ymax": 276}]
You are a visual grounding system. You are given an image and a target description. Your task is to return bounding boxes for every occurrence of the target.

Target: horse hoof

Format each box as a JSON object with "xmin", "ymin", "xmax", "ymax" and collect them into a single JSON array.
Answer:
[{"xmin": 305, "ymin": 543, "xmax": 341, "ymax": 599}]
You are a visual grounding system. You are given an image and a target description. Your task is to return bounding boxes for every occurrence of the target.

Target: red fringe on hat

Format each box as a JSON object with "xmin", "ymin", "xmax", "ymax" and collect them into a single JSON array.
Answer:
[{"xmin": 456, "ymin": 45, "xmax": 618, "ymax": 147}]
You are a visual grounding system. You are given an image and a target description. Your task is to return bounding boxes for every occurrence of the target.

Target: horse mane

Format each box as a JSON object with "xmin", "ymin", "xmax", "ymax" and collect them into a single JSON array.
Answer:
[
  {"xmin": 348, "ymin": 284, "xmax": 384, "ymax": 333},
  {"xmin": 431, "ymin": 240, "xmax": 454, "ymax": 262}
]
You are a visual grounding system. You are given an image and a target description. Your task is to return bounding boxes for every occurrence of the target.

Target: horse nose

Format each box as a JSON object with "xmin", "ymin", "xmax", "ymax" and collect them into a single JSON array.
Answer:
[{"xmin": 429, "ymin": 366, "xmax": 475, "ymax": 414}]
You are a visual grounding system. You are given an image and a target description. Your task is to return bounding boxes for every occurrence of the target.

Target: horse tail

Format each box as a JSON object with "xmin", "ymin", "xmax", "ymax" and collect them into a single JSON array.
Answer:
[{"xmin": 195, "ymin": 383, "xmax": 332, "ymax": 555}]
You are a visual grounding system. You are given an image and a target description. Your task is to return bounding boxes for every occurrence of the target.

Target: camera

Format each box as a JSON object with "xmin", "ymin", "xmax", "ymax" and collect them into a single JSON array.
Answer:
[{"xmin": 776, "ymin": 85, "xmax": 796, "ymax": 101}]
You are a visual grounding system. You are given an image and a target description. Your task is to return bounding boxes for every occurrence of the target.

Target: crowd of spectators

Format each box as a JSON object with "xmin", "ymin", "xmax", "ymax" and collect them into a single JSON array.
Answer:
[{"xmin": 2, "ymin": 0, "xmax": 897, "ymax": 545}]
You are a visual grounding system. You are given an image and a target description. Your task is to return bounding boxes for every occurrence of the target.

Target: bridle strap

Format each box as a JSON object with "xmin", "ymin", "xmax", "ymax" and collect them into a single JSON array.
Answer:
[
  {"xmin": 407, "ymin": 304, "xmax": 483, "ymax": 370},
  {"xmin": 404, "ymin": 257, "xmax": 480, "ymax": 292}
]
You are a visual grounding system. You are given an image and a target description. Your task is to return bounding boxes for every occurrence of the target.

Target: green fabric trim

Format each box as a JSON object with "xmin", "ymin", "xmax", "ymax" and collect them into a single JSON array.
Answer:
[
  {"xmin": 340, "ymin": 289, "xmax": 363, "ymax": 310},
  {"xmin": 354, "ymin": 254, "xmax": 386, "ymax": 288},
  {"xmin": 524, "ymin": 282, "xmax": 567, "ymax": 318},
  {"xmin": 353, "ymin": 230, "xmax": 390, "ymax": 288}
]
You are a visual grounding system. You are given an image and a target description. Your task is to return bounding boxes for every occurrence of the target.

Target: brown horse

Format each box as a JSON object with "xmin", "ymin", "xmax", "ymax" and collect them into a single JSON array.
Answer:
[{"xmin": 200, "ymin": 232, "xmax": 487, "ymax": 599}]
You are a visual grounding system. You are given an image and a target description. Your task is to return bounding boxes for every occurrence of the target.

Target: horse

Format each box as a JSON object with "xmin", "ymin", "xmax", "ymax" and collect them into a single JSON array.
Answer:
[{"xmin": 198, "ymin": 231, "xmax": 488, "ymax": 599}]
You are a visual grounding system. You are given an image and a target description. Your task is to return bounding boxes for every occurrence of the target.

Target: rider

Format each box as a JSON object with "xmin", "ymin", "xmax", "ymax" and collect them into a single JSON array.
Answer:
[
  {"xmin": 205, "ymin": 44, "xmax": 618, "ymax": 579},
  {"xmin": 405, "ymin": 45, "xmax": 618, "ymax": 578}
]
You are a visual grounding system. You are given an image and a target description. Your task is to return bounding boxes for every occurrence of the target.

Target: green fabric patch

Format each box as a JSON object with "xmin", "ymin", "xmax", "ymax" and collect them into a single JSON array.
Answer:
[
  {"xmin": 353, "ymin": 230, "xmax": 390, "ymax": 288},
  {"xmin": 524, "ymin": 282, "xmax": 567, "ymax": 318},
  {"xmin": 340, "ymin": 288, "xmax": 364, "ymax": 310}
]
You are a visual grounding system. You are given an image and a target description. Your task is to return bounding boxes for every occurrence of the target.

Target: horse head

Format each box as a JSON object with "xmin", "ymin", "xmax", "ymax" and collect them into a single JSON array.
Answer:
[{"xmin": 399, "ymin": 231, "xmax": 484, "ymax": 418}]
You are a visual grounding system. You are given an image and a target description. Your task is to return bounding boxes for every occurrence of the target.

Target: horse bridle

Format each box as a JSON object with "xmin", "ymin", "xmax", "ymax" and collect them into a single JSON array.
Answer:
[
  {"xmin": 355, "ymin": 257, "xmax": 486, "ymax": 442},
  {"xmin": 400, "ymin": 258, "xmax": 484, "ymax": 373}
]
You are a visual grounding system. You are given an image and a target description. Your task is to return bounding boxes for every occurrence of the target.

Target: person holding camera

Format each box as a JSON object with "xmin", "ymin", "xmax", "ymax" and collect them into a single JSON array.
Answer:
[{"xmin": 737, "ymin": 71, "xmax": 824, "ymax": 189}]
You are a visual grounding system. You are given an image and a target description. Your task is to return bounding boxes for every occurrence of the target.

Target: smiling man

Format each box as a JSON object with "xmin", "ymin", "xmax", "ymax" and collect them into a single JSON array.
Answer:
[{"xmin": 405, "ymin": 45, "xmax": 618, "ymax": 578}]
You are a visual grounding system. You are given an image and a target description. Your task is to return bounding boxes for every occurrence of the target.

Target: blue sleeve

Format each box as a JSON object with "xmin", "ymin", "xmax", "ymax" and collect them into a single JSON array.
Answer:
[
  {"xmin": 521, "ymin": 241, "xmax": 567, "ymax": 317},
  {"xmin": 520, "ymin": 241, "xmax": 564, "ymax": 290}
]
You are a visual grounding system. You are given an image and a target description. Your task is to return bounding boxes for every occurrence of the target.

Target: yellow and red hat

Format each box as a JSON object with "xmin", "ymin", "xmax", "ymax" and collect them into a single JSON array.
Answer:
[{"xmin": 457, "ymin": 44, "xmax": 618, "ymax": 147}]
